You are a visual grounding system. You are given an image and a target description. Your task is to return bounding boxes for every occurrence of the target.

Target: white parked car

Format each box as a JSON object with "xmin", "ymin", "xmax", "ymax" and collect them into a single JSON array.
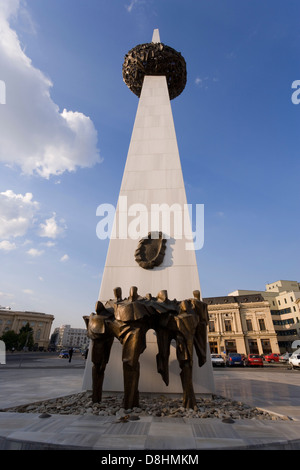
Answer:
[
  {"xmin": 279, "ymin": 352, "xmax": 291, "ymax": 362},
  {"xmin": 289, "ymin": 353, "xmax": 300, "ymax": 369},
  {"xmin": 211, "ymin": 353, "xmax": 226, "ymax": 367}
]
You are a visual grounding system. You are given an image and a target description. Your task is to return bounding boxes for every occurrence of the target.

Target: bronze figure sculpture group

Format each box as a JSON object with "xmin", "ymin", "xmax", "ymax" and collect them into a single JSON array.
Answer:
[{"xmin": 84, "ymin": 287, "xmax": 208, "ymax": 410}]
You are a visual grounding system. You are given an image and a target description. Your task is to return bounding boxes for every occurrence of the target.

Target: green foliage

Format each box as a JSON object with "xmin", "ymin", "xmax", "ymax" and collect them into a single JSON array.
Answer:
[
  {"xmin": 0, "ymin": 330, "xmax": 19, "ymax": 350},
  {"xmin": 18, "ymin": 323, "xmax": 34, "ymax": 350},
  {"xmin": 0, "ymin": 322, "xmax": 34, "ymax": 350}
]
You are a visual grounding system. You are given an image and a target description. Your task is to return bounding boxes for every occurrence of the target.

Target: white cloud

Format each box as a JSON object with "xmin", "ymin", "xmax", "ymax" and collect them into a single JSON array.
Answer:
[
  {"xmin": 0, "ymin": 291, "xmax": 14, "ymax": 298},
  {"xmin": 0, "ymin": 0, "xmax": 19, "ymax": 19},
  {"xmin": 26, "ymin": 248, "xmax": 44, "ymax": 257},
  {"xmin": 195, "ymin": 76, "xmax": 209, "ymax": 89},
  {"xmin": 0, "ymin": 2, "xmax": 101, "ymax": 178},
  {"xmin": 41, "ymin": 241, "xmax": 56, "ymax": 247},
  {"xmin": 125, "ymin": 0, "xmax": 140, "ymax": 12},
  {"xmin": 195, "ymin": 76, "xmax": 219, "ymax": 89},
  {"xmin": 38, "ymin": 213, "xmax": 66, "ymax": 239},
  {"xmin": 22, "ymin": 289, "xmax": 34, "ymax": 295},
  {"xmin": 0, "ymin": 190, "xmax": 39, "ymax": 239},
  {"xmin": 0, "ymin": 240, "xmax": 17, "ymax": 251},
  {"xmin": 60, "ymin": 254, "xmax": 69, "ymax": 262}
]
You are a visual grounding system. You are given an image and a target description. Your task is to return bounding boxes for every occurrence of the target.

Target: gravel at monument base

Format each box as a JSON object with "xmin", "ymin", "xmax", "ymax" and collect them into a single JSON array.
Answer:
[{"xmin": 1, "ymin": 392, "xmax": 289, "ymax": 421}]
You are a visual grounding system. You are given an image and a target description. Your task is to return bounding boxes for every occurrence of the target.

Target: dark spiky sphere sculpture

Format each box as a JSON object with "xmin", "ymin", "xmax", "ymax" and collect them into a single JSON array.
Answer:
[{"xmin": 122, "ymin": 42, "xmax": 187, "ymax": 100}]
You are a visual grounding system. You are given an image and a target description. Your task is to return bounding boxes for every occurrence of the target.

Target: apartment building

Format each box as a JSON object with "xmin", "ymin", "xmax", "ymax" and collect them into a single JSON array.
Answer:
[
  {"xmin": 52, "ymin": 324, "xmax": 89, "ymax": 350},
  {"xmin": 229, "ymin": 280, "xmax": 300, "ymax": 352}
]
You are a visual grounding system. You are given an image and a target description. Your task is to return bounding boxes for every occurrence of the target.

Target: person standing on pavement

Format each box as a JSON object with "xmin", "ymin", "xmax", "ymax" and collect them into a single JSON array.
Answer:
[{"xmin": 68, "ymin": 347, "xmax": 73, "ymax": 363}]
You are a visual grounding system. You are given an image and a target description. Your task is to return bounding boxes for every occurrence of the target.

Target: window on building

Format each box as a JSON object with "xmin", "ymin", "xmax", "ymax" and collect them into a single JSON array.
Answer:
[
  {"xmin": 284, "ymin": 298, "xmax": 287, "ymax": 304},
  {"xmin": 248, "ymin": 340, "xmax": 259, "ymax": 354},
  {"xmin": 209, "ymin": 321, "xmax": 215, "ymax": 332},
  {"xmin": 246, "ymin": 319, "xmax": 253, "ymax": 331},
  {"xmin": 273, "ymin": 318, "xmax": 294, "ymax": 326},
  {"xmin": 261, "ymin": 339, "xmax": 271, "ymax": 354},
  {"xmin": 277, "ymin": 329, "xmax": 297, "ymax": 336},
  {"xmin": 224, "ymin": 320, "xmax": 232, "ymax": 332},
  {"xmin": 258, "ymin": 318, "xmax": 266, "ymax": 331},
  {"xmin": 209, "ymin": 342, "xmax": 218, "ymax": 354},
  {"xmin": 278, "ymin": 300, "xmax": 281, "ymax": 306},
  {"xmin": 225, "ymin": 340, "xmax": 236, "ymax": 353}
]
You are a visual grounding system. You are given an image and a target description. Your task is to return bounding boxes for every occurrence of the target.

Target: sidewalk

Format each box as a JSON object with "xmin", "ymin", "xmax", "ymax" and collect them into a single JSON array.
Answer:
[{"xmin": 1, "ymin": 357, "xmax": 300, "ymax": 450}]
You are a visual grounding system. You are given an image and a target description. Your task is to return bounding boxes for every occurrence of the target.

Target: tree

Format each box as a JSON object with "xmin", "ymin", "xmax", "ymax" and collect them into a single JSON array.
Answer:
[
  {"xmin": 0, "ymin": 330, "xmax": 19, "ymax": 351},
  {"xmin": 18, "ymin": 323, "xmax": 34, "ymax": 350}
]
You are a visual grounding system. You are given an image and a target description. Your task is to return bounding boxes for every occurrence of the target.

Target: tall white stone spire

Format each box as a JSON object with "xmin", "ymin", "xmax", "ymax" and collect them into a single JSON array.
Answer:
[
  {"xmin": 152, "ymin": 28, "xmax": 160, "ymax": 43},
  {"xmin": 82, "ymin": 30, "xmax": 215, "ymax": 395}
]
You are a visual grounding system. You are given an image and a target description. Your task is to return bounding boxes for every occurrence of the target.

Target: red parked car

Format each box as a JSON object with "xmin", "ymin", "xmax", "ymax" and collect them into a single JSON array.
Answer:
[
  {"xmin": 264, "ymin": 353, "xmax": 280, "ymax": 363},
  {"xmin": 244, "ymin": 354, "xmax": 263, "ymax": 367}
]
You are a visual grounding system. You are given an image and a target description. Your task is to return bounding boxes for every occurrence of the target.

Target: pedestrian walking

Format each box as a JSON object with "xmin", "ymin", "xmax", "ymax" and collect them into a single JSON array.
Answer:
[{"xmin": 68, "ymin": 347, "xmax": 73, "ymax": 363}]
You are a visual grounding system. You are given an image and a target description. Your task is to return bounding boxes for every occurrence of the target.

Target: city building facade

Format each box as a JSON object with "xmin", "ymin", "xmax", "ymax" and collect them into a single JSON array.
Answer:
[
  {"xmin": 52, "ymin": 324, "xmax": 89, "ymax": 350},
  {"xmin": 229, "ymin": 280, "xmax": 300, "ymax": 353},
  {"xmin": 204, "ymin": 294, "xmax": 279, "ymax": 356},
  {"xmin": 0, "ymin": 309, "xmax": 54, "ymax": 350}
]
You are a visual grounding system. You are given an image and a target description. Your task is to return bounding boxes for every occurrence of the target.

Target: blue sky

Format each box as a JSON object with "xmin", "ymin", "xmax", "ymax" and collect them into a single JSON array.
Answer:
[{"xmin": 0, "ymin": 0, "xmax": 299, "ymax": 331}]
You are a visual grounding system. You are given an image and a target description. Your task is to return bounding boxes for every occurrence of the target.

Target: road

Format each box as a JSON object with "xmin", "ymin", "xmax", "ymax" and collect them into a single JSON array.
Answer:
[
  {"xmin": 2, "ymin": 351, "xmax": 294, "ymax": 367},
  {"xmin": 2, "ymin": 351, "xmax": 85, "ymax": 367}
]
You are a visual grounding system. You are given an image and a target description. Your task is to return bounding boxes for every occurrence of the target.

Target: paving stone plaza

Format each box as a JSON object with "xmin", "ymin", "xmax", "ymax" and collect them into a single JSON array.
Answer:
[{"xmin": 1, "ymin": 354, "xmax": 300, "ymax": 451}]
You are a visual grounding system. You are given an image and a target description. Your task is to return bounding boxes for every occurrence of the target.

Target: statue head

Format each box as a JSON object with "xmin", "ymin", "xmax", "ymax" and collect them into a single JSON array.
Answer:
[
  {"xmin": 129, "ymin": 286, "xmax": 138, "ymax": 301},
  {"xmin": 113, "ymin": 287, "xmax": 122, "ymax": 301},
  {"xmin": 157, "ymin": 290, "xmax": 168, "ymax": 302},
  {"xmin": 95, "ymin": 301, "xmax": 105, "ymax": 315},
  {"xmin": 193, "ymin": 290, "xmax": 200, "ymax": 300}
]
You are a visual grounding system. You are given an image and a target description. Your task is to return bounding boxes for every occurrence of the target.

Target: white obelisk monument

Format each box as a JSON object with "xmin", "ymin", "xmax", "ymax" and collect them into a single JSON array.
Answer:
[{"xmin": 82, "ymin": 30, "xmax": 215, "ymax": 395}]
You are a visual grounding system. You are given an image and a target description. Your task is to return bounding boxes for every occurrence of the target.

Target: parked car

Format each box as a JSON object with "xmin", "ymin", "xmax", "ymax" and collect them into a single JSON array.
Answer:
[
  {"xmin": 244, "ymin": 354, "xmax": 264, "ymax": 367},
  {"xmin": 58, "ymin": 350, "xmax": 69, "ymax": 358},
  {"xmin": 211, "ymin": 353, "xmax": 226, "ymax": 367},
  {"xmin": 289, "ymin": 353, "xmax": 300, "ymax": 369},
  {"xmin": 279, "ymin": 352, "xmax": 292, "ymax": 362},
  {"xmin": 226, "ymin": 353, "xmax": 243, "ymax": 366},
  {"xmin": 264, "ymin": 353, "xmax": 280, "ymax": 363}
]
